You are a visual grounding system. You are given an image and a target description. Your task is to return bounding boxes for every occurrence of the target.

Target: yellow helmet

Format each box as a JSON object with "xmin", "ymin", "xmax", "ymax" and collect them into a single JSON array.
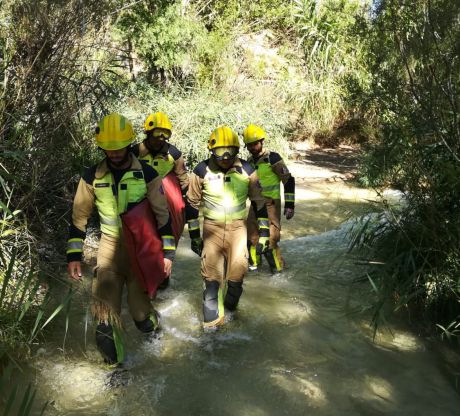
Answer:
[
  {"xmin": 243, "ymin": 124, "xmax": 266, "ymax": 145},
  {"xmin": 95, "ymin": 113, "xmax": 135, "ymax": 150},
  {"xmin": 144, "ymin": 112, "xmax": 172, "ymax": 133},
  {"xmin": 208, "ymin": 126, "xmax": 240, "ymax": 150}
]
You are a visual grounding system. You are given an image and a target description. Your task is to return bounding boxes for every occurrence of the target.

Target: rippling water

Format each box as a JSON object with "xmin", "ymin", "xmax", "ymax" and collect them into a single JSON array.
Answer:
[{"xmin": 13, "ymin": 181, "xmax": 460, "ymax": 415}]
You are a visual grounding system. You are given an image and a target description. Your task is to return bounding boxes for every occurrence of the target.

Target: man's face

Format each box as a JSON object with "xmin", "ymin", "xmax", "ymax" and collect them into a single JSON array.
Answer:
[
  {"xmin": 105, "ymin": 147, "xmax": 130, "ymax": 169},
  {"xmin": 211, "ymin": 146, "xmax": 238, "ymax": 171},
  {"xmin": 215, "ymin": 157, "xmax": 235, "ymax": 170},
  {"xmin": 246, "ymin": 139, "xmax": 263, "ymax": 156},
  {"xmin": 145, "ymin": 128, "xmax": 171, "ymax": 152}
]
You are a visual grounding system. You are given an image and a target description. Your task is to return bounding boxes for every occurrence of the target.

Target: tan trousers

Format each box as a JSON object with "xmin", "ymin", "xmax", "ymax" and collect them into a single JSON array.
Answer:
[
  {"xmin": 247, "ymin": 198, "xmax": 281, "ymax": 249},
  {"xmin": 201, "ymin": 219, "xmax": 248, "ymax": 284},
  {"xmin": 92, "ymin": 233, "xmax": 153, "ymax": 325}
]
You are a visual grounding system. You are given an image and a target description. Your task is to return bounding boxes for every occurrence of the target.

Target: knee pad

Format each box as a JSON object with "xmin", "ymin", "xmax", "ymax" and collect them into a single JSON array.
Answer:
[
  {"xmin": 96, "ymin": 323, "xmax": 118, "ymax": 365},
  {"xmin": 203, "ymin": 280, "xmax": 221, "ymax": 324},
  {"xmin": 224, "ymin": 280, "xmax": 243, "ymax": 311},
  {"xmin": 134, "ymin": 311, "xmax": 160, "ymax": 333}
]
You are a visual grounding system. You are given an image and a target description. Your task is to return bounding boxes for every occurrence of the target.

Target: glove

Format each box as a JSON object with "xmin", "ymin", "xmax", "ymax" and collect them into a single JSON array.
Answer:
[
  {"xmin": 284, "ymin": 207, "xmax": 294, "ymax": 220},
  {"xmin": 191, "ymin": 237, "xmax": 203, "ymax": 257},
  {"xmin": 256, "ymin": 236, "xmax": 270, "ymax": 255}
]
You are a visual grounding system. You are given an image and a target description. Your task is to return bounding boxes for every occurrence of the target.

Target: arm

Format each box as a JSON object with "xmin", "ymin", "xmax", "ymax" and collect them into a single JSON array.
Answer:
[
  {"xmin": 248, "ymin": 170, "xmax": 270, "ymax": 251},
  {"xmin": 173, "ymin": 155, "xmax": 190, "ymax": 196},
  {"xmin": 67, "ymin": 176, "xmax": 95, "ymax": 279},
  {"xmin": 169, "ymin": 145, "xmax": 189, "ymax": 196},
  {"xmin": 272, "ymin": 157, "xmax": 295, "ymax": 218},
  {"xmin": 145, "ymin": 174, "xmax": 176, "ymax": 264},
  {"xmin": 186, "ymin": 170, "xmax": 204, "ymax": 255}
]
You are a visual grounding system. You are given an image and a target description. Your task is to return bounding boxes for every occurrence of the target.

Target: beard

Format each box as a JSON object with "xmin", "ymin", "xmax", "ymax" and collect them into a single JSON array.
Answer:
[
  {"xmin": 107, "ymin": 151, "xmax": 131, "ymax": 168},
  {"xmin": 145, "ymin": 139, "xmax": 164, "ymax": 154}
]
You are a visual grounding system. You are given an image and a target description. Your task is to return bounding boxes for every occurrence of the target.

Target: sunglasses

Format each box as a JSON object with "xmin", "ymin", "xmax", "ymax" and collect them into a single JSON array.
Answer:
[{"xmin": 212, "ymin": 146, "xmax": 239, "ymax": 160}]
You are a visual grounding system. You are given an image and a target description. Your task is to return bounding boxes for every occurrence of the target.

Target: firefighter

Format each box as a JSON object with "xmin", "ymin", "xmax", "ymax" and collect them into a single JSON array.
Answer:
[
  {"xmin": 132, "ymin": 111, "xmax": 189, "ymax": 289},
  {"xmin": 186, "ymin": 126, "xmax": 270, "ymax": 329},
  {"xmin": 243, "ymin": 124, "xmax": 295, "ymax": 273},
  {"xmin": 132, "ymin": 111, "xmax": 189, "ymax": 194},
  {"xmin": 67, "ymin": 113, "xmax": 176, "ymax": 365}
]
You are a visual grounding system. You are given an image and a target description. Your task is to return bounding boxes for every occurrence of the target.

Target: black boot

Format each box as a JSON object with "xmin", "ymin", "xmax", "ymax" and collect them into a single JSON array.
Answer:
[
  {"xmin": 264, "ymin": 248, "xmax": 282, "ymax": 274},
  {"xmin": 134, "ymin": 310, "xmax": 161, "ymax": 333},
  {"xmin": 158, "ymin": 276, "xmax": 170, "ymax": 290},
  {"xmin": 224, "ymin": 280, "xmax": 243, "ymax": 311},
  {"xmin": 203, "ymin": 280, "xmax": 223, "ymax": 327},
  {"xmin": 96, "ymin": 323, "xmax": 118, "ymax": 365}
]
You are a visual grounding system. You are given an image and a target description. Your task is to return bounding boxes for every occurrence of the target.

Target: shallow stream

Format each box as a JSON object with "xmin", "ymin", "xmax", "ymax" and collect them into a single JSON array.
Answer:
[{"xmin": 13, "ymin": 175, "xmax": 460, "ymax": 415}]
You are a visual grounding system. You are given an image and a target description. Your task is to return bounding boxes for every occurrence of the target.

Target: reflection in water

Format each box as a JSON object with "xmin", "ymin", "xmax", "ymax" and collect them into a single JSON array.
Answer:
[{"xmin": 21, "ymin": 184, "xmax": 459, "ymax": 415}]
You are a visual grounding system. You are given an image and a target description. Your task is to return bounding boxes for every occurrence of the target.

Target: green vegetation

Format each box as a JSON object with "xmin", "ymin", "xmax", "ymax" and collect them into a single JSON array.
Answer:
[
  {"xmin": 347, "ymin": 0, "xmax": 460, "ymax": 341},
  {"xmin": 1, "ymin": 0, "xmax": 459, "ymax": 408}
]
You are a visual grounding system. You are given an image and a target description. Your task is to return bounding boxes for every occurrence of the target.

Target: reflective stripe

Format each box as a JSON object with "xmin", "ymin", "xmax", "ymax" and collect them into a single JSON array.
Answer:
[
  {"xmin": 99, "ymin": 215, "xmax": 119, "ymax": 226},
  {"xmin": 285, "ymin": 193, "xmax": 295, "ymax": 202},
  {"xmin": 67, "ymin": 240, "xmax": 83, "ymax": 251},
  {"xmin": 262, "ymin": 184, "xmax": 279, "ymax": 192},
  {"xmin": 258, "ymin": 218, "xmax": 270, "ymax": 229},
  {"xmin": 188, "ymin": 219, "xmax": 200, "ymax": 230},
  {"xmin": 204, "ymin": 200, "xmax": 246, "ymax": 214},
  {"xmin": 162, "ymin": 236, "xmax": 176, "ymax": 250}
]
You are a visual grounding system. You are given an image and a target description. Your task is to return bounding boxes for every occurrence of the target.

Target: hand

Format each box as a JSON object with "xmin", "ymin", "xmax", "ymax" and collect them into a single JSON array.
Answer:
[
  {"xmin": 256, "ymin": 236, "xmax": 270, "ymax": 255},
  {"xmin": 284, "ymin": 207, "xmax": 294, "ymax": 220},
  {"xmin": 68, "ymin": 261, "xmax": 82, "ymax": 280},
  {"xmin": 163, "ymin": 258, "xmax": 172, "ymax": 276},
  {"xmin": 191, "ymin": 237, "xmax": 203, "ymax": 257}
]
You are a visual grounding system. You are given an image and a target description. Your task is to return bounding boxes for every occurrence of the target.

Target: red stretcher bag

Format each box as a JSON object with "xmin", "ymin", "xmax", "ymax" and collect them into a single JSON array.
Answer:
[
  {"xmin": 121, "ymin": 172, "xmax": 185, "ymax": 298},
  {"xmin": 162, "ymin": 171, "xmax": 185, "ymax": 244},
  {"xmin": 121, "ymin": 198, "xmax": 165, "ymax": 298}
]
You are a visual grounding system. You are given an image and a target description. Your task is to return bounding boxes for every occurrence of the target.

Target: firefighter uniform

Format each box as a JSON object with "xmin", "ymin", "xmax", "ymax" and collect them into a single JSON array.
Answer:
[
  {"xmin": 244, "ymin": 125, "xmax": 295, "ymax": 273},
  {"xmin": 186, "ymin": 126, "xmax": 269, "ymax": 328},
  {"xmin": 132, "ymin": 141, "xmax": 189, "ymax": 191},
  {"xmin": 66, "ymin": 113, "xmax": 175, "ymax": 364}
]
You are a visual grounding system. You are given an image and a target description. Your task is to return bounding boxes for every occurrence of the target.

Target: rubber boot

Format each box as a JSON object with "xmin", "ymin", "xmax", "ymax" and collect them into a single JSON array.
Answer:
[
  {"xmin": 248, "ymin": 242, "xmax": 260, "ymax": 272},
  {"xmin": 158, "ymin": 276, "xmax": 170, "ymax": 290},
  {"xmin": 203, "ymin": 280, "xmax": 224, "ymax": 328},
  {"xmin": 264, "ymin": 248, "xmax": 282, "ymax": 274},
  {"xmin": 96, "ymin": 323, "xmax": 123, "ymax": 365},
  {"xmin": 224, "ymin": 280, "xmax": 243, "ymax": 311},
  {"xmin": 134, "ymin": 310, "xmax": 161, "ymax": 333}
]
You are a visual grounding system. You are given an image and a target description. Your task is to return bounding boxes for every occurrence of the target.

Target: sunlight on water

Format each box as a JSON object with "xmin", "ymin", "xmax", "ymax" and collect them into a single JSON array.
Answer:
[
  {"xmin": 271, "ymin": 369, "xmax": 327, "ymax": 406},
  {"xmin": 18, "ymin": 192, "xmax": 460, "ymax": 415},
  {"xmin": 365, "ymin": 376, "xmax": 394, "ymax": 400},
  {"xmin": 375, "ymin": 330, "xmax": 425, "ymax": 352}
]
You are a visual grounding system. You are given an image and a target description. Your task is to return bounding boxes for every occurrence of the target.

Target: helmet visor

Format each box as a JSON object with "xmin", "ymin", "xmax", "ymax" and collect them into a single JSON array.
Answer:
[
  {"xmin": 212, "ymin": 146, "xmax": 238, "ymax": 160},
  {"xmin": 151, "ymin": 128, "xmax": 171, "ymax": 140}
]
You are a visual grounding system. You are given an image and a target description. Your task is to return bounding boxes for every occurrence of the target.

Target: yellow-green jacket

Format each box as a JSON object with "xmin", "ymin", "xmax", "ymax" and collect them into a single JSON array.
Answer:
[
  {"xmin": 186, "ymin": 157, "xmax": 269, "ymax": 239},
  {"xmin": 132, "ymin": 141, "xmax": 189, "ymax": 194},
  {"xmin": 248, "ymin": 149, "xmax": 295, "ymax": 209},
  {"xmin": 66, "ymin": 155, "xmax": 175, "ymax": 262}
]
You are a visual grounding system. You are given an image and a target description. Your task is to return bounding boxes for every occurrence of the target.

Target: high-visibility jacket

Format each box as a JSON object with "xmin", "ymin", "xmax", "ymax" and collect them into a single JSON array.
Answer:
[
  {"xmin": 132, "ymin": 141, "xmax": 189, "ymax": 193},
  {"xmin": 66, "ymin": 156, "xmax": 175, "ymax": 262},
  {"xmin": 248, "ymin": 149, "xmax": 295, "ymax": 208},
  {"xmin": 186, "ymin": 157, "xmax": 269, "ymax": 239},
  {"xmin": 93, "ymin": 168, "xmax": 147, "ymax": 237}
]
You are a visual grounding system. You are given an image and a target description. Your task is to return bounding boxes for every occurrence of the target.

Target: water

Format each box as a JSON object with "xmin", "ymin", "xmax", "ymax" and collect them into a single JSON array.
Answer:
[{"xmin": 12, "ymin": 180, "xmax": 460, "ymax": 415}]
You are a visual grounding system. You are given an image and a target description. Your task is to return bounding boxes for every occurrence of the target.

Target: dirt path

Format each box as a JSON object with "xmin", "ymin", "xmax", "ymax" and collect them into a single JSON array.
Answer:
[{"xmin": 282, "ymin": 145, "xmax": 376, "ymax": 239}]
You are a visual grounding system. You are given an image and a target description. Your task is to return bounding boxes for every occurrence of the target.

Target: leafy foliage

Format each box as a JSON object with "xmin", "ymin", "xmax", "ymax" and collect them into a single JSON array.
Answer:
[{"xmin": 350, "ymin": 0, "xmax": 460, "ymax": 338}]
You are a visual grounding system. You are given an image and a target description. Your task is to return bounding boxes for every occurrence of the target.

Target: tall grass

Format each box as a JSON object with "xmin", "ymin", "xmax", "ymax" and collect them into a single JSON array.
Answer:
[
  {"xmin": 111, "ymin": 81, "xmax": 293, "ymax": 167},
  {"xmin": 347, "ymin": 0, "xmax": 460, "ymax": 340}
]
